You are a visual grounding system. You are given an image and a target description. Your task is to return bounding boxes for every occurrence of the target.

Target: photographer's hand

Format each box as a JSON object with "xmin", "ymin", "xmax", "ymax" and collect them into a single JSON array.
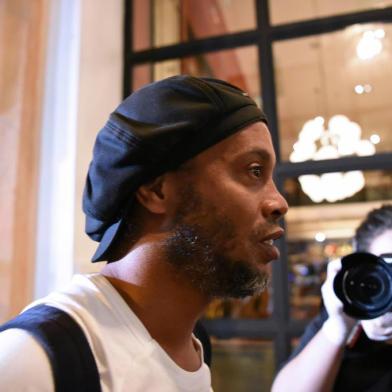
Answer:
[
  {"xmin": 321, "ymin": 258, "xmax": 357, "ymax": 345},
  {"xmin": 361, "ymin": 312, "xmax": 392, "ymax": 341},
  {"xmin": 272, "ymin": 259, "xmax": 358, "ymax": 392}
]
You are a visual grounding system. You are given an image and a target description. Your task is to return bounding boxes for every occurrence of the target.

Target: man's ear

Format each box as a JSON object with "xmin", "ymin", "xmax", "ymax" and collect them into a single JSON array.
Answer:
[{"xmin": 135, "ymin": 175, "xmax": 167, "ymax": 214}]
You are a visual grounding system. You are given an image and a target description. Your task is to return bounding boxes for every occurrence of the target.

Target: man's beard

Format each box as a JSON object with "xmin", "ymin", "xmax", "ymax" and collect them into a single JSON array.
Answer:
[{"xmin": 163, "ymin": 187, "xmax": 269, "ymax": 298}]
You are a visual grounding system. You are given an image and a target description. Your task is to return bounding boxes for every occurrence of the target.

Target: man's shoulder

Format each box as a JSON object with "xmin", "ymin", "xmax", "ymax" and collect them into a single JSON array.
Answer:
[
  {"xmin": 0, "ymin": 304, "xmax": 102, "ymax": 391},
  {"xmin": 0, "ymin": 327, "xmax": 54, "ymax": 390}
]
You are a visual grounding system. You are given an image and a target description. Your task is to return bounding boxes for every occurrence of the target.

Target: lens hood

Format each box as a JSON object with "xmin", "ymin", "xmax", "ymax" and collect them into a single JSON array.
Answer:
[{"xmin": 333, "ymin": 252, "xmax": 392, "ymax": 319}]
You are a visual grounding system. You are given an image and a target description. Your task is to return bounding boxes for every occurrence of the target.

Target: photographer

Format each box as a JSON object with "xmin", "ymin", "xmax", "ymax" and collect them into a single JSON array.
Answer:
[{"xmin": 272, "ymin": 204, "xmax": 392, "ymax": 392}]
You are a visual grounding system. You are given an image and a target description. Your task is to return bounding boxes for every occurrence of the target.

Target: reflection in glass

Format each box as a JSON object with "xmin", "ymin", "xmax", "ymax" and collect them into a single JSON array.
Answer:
[
  {"xmin": 289, "ymin": 114, "xmax": 377, "ymax": 203},
  {"xmin": 285, "ymin": 170, "xmax": 392, "ymax": 320},
  {"xmin": 273, "ymin": 23, "xmax": 392, "ymax": 161},
  {"xmin": 270, "ymin": 0, "xmax": 392, "ymax": 25},
  {"xmin": 287, "ymin": 233, "xmax": 352, "ymax": 320},
  {"xmin": 284, "ymin": 170, "xmax": 392, "ymax": 207},
  {"xmin": 211, "ymin": 338, "xmax": 274, "ymax": 391},
  {"xmin": 133, "ymin": 0, "xmax": 256, "ymax": 51},
  {"xmin": 133, "ymin": 46, "xmax": 261, "ymax": 102}
]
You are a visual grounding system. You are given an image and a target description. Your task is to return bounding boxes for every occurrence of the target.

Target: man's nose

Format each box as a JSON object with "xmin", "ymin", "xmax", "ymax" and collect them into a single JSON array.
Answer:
[{"xmin": 261, "ymin": 183, "xmax": 288, "ymax": 221}]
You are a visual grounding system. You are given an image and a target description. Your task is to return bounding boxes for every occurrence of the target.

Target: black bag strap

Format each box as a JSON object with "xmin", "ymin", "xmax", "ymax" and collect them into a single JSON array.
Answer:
[{"xmin": 0, "ymin": 304, "xmax": 101, "ymax": 392}]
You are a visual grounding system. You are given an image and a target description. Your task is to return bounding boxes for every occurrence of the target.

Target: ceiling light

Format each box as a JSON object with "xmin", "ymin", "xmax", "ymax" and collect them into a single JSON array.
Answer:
[
  {"xmin": 374, "ymin": 28, "xmax": 385, "ymax": 39},
  {"xmin": 354, "ymin": 84, "xmax": 373, "ymax": 94},
  {"xmin": 356, "ymin": 139, "xmax": 376, "ymax": 156},
  {"xmin": 364, "ymin": 84, "xmax": 372, "ymax": 93},
  {"xmin": 315, "ymin": 232, "xmax": 326, "ymax": 242},
  {"xmin": 370, "ymin": 134, "xmax": 381, "ymax": 144},
  {"xmin": 356, "ymin": 30, "xmax": 384, "ymax": 60},
  {"xmin": 291, "ymin": 115, "xmax": 376, "ymax": 203}
]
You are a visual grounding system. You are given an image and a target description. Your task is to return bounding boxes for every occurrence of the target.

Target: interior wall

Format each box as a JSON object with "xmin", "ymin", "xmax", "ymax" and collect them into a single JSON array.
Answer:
[
  {"xmin": 0, "ymin": 0, "xmax": 124, "ymax": 310},
  {"xmin": 33, "ymin": 0, "xmax": 123, "ymax": 298},
  {"xmin": 0, "ymin": 0, "xmax": 48, "ymax": 320},
  {"xmin": 73, "ymin": 0, "xmax": 124, "ymax": 273}
]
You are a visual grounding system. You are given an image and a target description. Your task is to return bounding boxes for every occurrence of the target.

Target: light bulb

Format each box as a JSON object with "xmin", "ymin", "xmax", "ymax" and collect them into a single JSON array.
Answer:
[
  {"xmin": 315, "ymin": 232, "xmax": 326, "ymax": 242},
  {"xmin": 354, "ymin": 84, "xmax": 364, "ymax": 94},
  {"xmin": 356, "ymin": 140, "xmax": 376, "ymax": 156},
  {"xmin": 314, "ymin": 145, "xmax": 339, "ymax": 160},
  {"xmin": 374, "ymin": 28, "xmax": 385, "ymax": 39},
  {"xmin": 356, "ymin": 31, "xmax": 383, "ymax": 60},
  {"xmin": 370, "ymin": 134, "xmax": 380, "ymax": 144}
]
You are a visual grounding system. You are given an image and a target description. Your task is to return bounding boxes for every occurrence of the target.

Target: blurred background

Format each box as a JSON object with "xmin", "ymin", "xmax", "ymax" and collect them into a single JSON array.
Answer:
[{"xmin": 1, "ymin": 1, "xmax": 392, "ymax": 390}]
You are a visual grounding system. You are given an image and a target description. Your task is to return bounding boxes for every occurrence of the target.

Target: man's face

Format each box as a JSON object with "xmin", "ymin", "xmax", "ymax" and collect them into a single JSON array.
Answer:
[
  {"xmin": 163, "ymin": 122, "xmax": 288, "ymax": 298},
  {"xmin": 361, "ymin": 229, "xmax": 392, "ymax": 341}
]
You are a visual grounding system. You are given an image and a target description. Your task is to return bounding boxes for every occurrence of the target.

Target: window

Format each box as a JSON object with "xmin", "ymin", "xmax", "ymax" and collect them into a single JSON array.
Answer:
[
  {"xmin": 270, "ymin": 0, "xmax": 392, "ymax": 25},
  {"xmin": 125, "ymin": 0, "xmax": 392, "ymax": 376},
  {"xmin": 274, "ymin": 23, "xmax": 392, "ymax": 161},
  {"xmin": 133, "ymin": 46, "xmax": 261, "ymax": 102},
  {"xmin": 132, "ymin": 0, "xmax": 256, "ymax": 50},
  {"xmin": 211, "ymin": 338, "xmax": 274, "ymax": 391}
]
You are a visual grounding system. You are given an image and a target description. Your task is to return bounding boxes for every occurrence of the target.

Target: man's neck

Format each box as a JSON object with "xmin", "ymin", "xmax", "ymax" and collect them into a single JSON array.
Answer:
[{"xmin": 100, "ymin": 241, "xmax": 211, "ymax": 371}]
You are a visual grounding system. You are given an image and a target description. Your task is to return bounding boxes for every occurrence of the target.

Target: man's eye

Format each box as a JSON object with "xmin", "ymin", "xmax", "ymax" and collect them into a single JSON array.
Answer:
[{"xmin": 249, "ymin": 165, "xmax": 263, "ymax": 178}]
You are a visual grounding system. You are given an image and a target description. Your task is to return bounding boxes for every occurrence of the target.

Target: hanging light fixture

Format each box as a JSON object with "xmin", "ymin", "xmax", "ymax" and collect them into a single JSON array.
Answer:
[
  {"xmin": 290, "ymin": 115, "xmax": 376, "ymax": 203},
  {"xmin": 356, "ymin": 28, "xmax": 385, "ymax": 60}
]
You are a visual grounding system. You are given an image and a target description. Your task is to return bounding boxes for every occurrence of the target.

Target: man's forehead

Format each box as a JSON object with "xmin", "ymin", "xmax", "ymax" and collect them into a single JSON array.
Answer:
[
  {"xmin": 196, "ymin": 122, "xmax": 274, "ymax": 162},
  {"xmin": 233, "ymin": 147, "xmax": 274, "ymax": 161}
]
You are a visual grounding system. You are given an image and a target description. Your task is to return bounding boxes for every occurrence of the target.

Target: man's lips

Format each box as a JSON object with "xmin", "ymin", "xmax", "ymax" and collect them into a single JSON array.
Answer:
[
  {"xmin": 260, "ymin": 228, "xmax": 285, "ymax": 243},
  {"xmin": 257, "ymin": 228, "xmax": 285, "ymax": 262}
]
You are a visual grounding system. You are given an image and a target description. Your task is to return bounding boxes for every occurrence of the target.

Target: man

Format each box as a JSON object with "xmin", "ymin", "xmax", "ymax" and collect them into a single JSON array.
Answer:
[
  {"xmin": 0, "ymin": 75, "xmax": 287, "ymax": 391},
  {"xmin": 272, "ymin": 205, "xmax": 392, "ymax": 392}
]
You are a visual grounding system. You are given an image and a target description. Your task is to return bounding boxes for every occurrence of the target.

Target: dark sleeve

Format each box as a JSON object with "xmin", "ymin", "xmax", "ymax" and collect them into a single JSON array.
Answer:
[{"xmin": 289, "ymin": 306, "xmax": 329, "ymax": 360}]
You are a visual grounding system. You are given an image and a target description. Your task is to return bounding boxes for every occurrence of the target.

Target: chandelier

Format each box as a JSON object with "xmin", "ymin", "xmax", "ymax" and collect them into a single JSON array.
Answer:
[{"xmin": 290, "ymin": 115, "xmax": 376, "ymax": 203}]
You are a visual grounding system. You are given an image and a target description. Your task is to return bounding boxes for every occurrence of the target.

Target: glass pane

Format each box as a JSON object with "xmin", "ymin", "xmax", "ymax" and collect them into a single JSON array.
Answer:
[
  {"xmin": 211, "ymin": 338, "xmax": 274, "ymax": 391},
  {"xmin": 288, "ymin": 233, "xmax": 351, "ymax": 320},
  {"xmin": 291, "ymin": 336, "xmax": 301, "ymax": 350},
  {"xmin": 285, "ymin": 170, "xmax": 392, "ymax": 206},
  {"xmin": 133, "ymin": 0, "xmax": 256, "ymax": 51},
  {"xmin": 133, "ymin": 46, "xmax": 261, "ymax": 103},
  {"xmin": 270, "ymin": 0, "xmax": 392, "ymax": 25},
  {"xmin": 285, "ymin": 169, "xmax": 392, "ymax": 320},
  {"xmin": 273, "ymin": 23, "xmax": 392, "ymax": 162}
]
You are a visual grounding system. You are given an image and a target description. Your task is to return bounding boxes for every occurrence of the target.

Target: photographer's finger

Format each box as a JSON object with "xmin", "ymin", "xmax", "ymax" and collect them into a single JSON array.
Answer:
[{"xmin": 326, "ymin": 258, "xmax": 342, "ymax": 277}]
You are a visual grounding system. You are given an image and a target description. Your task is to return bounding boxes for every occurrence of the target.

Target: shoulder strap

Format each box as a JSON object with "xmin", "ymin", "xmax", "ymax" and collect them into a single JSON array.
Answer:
[
  {"xmin": 194, "ymin": 320, "xmax": 212, "ymax": 366},
  {"xmin": 0, "ymin": 304, "xmax": 101, "ymax": 392}
]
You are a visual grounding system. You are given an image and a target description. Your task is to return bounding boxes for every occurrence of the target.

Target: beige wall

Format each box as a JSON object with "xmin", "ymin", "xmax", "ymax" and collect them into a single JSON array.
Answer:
[
  {"xmin": 0, "ymin": 0, "xmax": 48, "ymax": 319},
  {"xmin": 0, "ymin": 0, "xmax": 124, "ymax": 319},
  {"xmin": 74, "ymin": 0, "xmax": 123, "ymax": 273},
  {"xmin": 35, "ymin": 0, "xmax": 124, "ymax": 298}
]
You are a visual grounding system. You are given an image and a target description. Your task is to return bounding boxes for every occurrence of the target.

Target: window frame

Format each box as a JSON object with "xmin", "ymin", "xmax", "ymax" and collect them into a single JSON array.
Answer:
[{"xmin": 124, "ymin": 0, "xmax": 392, "ymax": 368}]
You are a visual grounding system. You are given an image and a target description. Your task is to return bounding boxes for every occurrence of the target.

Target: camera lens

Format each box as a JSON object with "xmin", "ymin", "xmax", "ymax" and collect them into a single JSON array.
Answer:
[{"xmin": 334, "ymin": 252, "xmax": 392, "ymax": 319}]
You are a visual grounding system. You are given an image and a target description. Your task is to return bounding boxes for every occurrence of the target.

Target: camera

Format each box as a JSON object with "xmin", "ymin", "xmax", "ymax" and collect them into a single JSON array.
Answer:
[{"xmin": 333, "ymin": 252, "xmax": 392, "ymax": 320}]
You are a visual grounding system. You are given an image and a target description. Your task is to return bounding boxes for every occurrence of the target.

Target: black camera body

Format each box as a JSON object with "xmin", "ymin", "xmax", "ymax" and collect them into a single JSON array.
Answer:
[{"xmin": 333, "ymin": 252, "xmax": 392, "ymax": 320}]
